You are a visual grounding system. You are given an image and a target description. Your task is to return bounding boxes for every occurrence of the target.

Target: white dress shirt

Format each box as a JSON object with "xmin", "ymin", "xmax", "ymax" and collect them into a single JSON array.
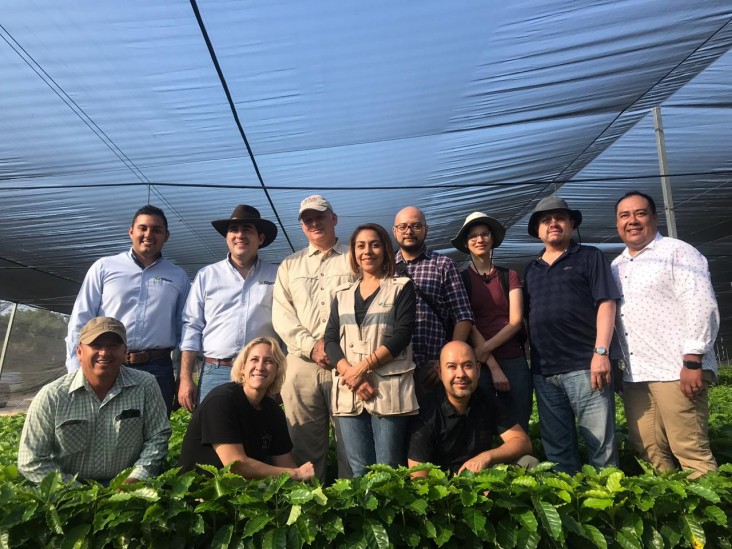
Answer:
[
  {"xmin": 65, "ymin": 250, "xmax": 191, "ymax": 371},
  {"xmin": 612, "ymin": 233, "xmax": 719, "ymax": 382},
  {"xmin": 180, "ymin": 255, "xmax": 279, "ymax": 358}
]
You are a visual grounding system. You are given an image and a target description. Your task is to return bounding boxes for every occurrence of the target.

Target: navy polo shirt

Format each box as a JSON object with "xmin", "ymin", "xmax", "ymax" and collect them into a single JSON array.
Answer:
[{"xmin": 523, "ymin": 240, "xmax": 620, "ymax": 375}]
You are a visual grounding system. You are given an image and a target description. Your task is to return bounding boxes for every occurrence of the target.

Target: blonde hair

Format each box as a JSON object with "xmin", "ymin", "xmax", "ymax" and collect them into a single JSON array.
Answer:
[{"xmin": 230, "ymin": 337, "xmax": 287, "ymax": 396}]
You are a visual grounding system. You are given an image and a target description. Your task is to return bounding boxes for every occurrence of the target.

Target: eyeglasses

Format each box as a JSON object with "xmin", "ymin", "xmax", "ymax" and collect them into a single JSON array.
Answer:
[
  {"xmin": 467, "ymin": 231, "xmax": 491, "ymax": 242},
  {"xmin": 394, "ymin": 223, "xmax": 424, "ymax": 233}
]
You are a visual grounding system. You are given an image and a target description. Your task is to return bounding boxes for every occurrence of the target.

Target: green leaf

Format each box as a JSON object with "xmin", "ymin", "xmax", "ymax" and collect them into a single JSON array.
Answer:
[
  {"xmin": 460, "ymin": 489, "xmax": 477, "ymax": 506},
  {"xmin": 262, "ymin": 528, "xmax": 288, "ymax": 549},
  {"xmin": 660, "ymin": 523, "xmax": 682, "ymax": 547},
  {"xmin": 615, "ymin": 527, "xmax": 642, "ymax": 549},
  {"xmin": 496, "ymin": 520, "xmax": 518, "ymax": 548},
  {"xmin": 46, "ymin": 504, "xmax": 63, "ymax": 535},
  {"xmin": 287, "ymin": 487, "xmax": 314, "ymax": 504},
  {"xmin": 543, "ymin": 477, "xmax": 573, "ymax": 492},
  {"xmin": 193, "ymin": 500, "xmax": 227, "ymax": 514},
  {"xmin": 641, "ymin": 526, "xmax": 665, "ymax": 549},
  {"xmin": 363, "ymin": 518, "xmax": 389, "ymax": 549},
  {"xmin": 582, "ymin": 497, "xmax": 614, "ymax": 510},
  {"xmin": 210, "ymin": 524, "xmax": 233, "ymax": 548},
  {"xmin": 310, "ymin": 486, "xmax": 328, "ymax": 505},
  {"xmin": 512, "ymin": 475, "xmax": 538, "ymax": 488},
  {"xmin": 516, "ymin": 527, "xmax": 541, "ymax": 549},
  {"xmin": 680, "ymin": 514, "xmax": 706, "ymax": 549},
  {"xmin": 606, "ymin": 471, "xmax": 625, "ymax": 493},
  {"xmin": 463, "ymin": 508, "xmax": 486, "ymax": 536},
  {"xmin": 423, "ymin": 520, "xmax": 437, "ymax": 539},
  {"xmin": 323, "ymin": 516, "xmax": 344, "ymax": 542},
  {"xmin": 407, "ymin": 498, "xmax": 428, "ymax": 515},
  {"xmin": 108, "ymin": 487, "xmax": 159, "ymax": 502},
  {"xmin": 703, "ymin": 504, "xmax": 727, "ymax": 526},
  {"xmin": 242, "ymin": 514, "xmax": 272, "ymax": 538},
  {"xmin": 535, "ymin": 500, "xmax": 563, "ymax": 541},
  {"xmin": 687, "ymin": 483, "xmax": 721, "ymax": 503},
  {"xmin": 582, "ymin": 524, "xmax": 607, "ymax": 549},
  {"xmin": 516, "ymin": 509, "xmax": 538, "ymax": 532},
  {"xmin": 434, "ymin": 524, "xmax": 454, "ymax": 547},
  {"xmin": 60, "ymin": 524, "xmax": 90, "ymax": 549},
  {"xmin": 286, "ymin": 504, "xmax": 301, "ymax": 526}
]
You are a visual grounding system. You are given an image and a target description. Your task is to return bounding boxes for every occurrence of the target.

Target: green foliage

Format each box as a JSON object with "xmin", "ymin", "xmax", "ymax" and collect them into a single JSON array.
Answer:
[{"xmin": 0, "ymin": 369, "xmax": 730, "ymax": 547}]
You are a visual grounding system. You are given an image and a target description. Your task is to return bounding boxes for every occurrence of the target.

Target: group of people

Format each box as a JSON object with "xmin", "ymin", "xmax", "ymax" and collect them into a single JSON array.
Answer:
[{"xmin": 17, "ymin": 191, "xmax": 720, "ymax": 486}]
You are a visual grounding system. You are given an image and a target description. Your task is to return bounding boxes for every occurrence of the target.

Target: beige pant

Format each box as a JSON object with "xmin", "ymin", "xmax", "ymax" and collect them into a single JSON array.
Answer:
[
  {"xmin": 280, "ymin": 353, "xmax": 351, "ymax": 482},
  {"xmin": 623, "ymin": 370, "xmax": 717, "ymax": 478}
]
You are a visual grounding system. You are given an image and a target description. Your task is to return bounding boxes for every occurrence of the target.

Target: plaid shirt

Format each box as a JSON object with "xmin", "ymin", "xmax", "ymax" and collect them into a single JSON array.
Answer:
[
  {"xmin": 18, "ymin": 367, "xmax": 171, "ymax": 484},
  {"xmin": 396, "ymin": 247, "xmax": 474, "ymax": 369}
]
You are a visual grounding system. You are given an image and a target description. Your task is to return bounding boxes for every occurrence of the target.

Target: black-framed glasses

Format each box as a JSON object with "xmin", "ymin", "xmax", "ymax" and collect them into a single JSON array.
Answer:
[{"xmin": 394, "ymin": 223, "xmax": 424, "ymax": 233}]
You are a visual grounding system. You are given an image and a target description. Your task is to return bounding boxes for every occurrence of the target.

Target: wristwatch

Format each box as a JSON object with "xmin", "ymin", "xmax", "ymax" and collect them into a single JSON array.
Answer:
[
  {"xmin": 683, "ymin": 360, "xmax": 702, "ymax": 370},
  {"xmin": 594, "ymin": 346, "xmax": 608, "ymax": 356}
]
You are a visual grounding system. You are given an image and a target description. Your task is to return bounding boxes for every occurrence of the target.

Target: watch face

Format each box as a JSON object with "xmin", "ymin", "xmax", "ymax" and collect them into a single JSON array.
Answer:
[{"xmin": 595, "ymin": 347, "xmax": 608, "ymax": 356}]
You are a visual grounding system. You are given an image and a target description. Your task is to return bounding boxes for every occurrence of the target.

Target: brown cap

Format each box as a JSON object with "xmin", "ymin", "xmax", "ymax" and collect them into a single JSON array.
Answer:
[
  {"xmin": 79, "ymin": 317, "xmax": 127, "ymax": 345},
  {"xmin": 298, "ymin": 195, "xmax": 333, "ymax": 219}
]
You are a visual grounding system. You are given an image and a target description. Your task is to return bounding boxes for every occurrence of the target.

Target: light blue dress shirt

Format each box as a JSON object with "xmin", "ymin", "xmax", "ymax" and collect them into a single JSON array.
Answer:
[
  {"xmin": 65, "ymin": 249, "xmax": 191, "ymax": 371},
  {"xmin": 180, "ymin": 255, "xmax": 279, "ymax": 358}
]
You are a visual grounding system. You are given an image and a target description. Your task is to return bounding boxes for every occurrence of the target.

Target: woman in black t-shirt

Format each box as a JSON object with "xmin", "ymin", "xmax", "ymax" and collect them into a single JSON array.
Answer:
[{"xmin": 179, "ymin": 337, "xmax": 315, "ymax": 480}]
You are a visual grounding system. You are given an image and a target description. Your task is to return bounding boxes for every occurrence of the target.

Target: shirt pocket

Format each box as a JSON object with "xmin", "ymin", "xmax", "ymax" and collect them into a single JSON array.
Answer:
[
  {"xmin": 56, "ymin": 419, "xmax": 90, "ymax": 457},
  {"xmin": 115, "ymin": 416, "xmax": 143, "ymax": 450}
]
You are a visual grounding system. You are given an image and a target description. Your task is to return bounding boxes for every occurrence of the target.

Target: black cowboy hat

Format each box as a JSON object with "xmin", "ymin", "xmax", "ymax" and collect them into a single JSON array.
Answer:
[{"xmin": 211, "ymin": 205, "xmax": 278, "ymax": 248}]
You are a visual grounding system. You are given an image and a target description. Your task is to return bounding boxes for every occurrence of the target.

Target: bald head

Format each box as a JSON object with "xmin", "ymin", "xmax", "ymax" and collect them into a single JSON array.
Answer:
[
  {"xmin": 439, "ymin": 341, "xmax": 479, "ymax": 403},
  {"xmin": 393, "ymin": 206, "xmax": 428, "ymax": 258}
]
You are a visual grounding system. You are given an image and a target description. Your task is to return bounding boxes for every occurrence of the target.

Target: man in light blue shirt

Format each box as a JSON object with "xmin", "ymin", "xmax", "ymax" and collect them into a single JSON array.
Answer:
[
  {"xmin": 178, "ymin": 205, "xmax": 280, "ymax": 410},
  {"xmin": 65, "ymin": 205, "xmax": 191, "ymax": 414}
]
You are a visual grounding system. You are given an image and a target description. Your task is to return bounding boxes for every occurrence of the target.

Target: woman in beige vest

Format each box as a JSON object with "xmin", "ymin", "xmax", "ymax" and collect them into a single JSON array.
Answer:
[{"xmin": 324, "ymin": 223, "xmax": 417, "ymax": 477}]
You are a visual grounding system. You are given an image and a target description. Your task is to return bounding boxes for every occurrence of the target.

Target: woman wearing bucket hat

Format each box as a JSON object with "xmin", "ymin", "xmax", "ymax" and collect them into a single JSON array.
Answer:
[{"xmin": 450, "ymin": 212, "xmax": 532, "ymax": 432}]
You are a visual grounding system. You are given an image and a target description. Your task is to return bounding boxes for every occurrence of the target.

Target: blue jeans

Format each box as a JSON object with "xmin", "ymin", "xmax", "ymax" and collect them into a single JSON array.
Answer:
[
  {"xmin": 127, "ymin": 356, "xmax": 174, "ymax": 416},
  {"xmin": 197, "ymin": 363, "xmax": 233, "ymax": 405},
  {"xmin": 337, "ymin": 412, "xmax": 409, "ymax": 477},
  {"xmin": 478, "ymin": 355, "xmax": 533, "ymax": 433},
  {"xmin": 533, "ymin": 370, "xmax": 617, "ymax": 475}
]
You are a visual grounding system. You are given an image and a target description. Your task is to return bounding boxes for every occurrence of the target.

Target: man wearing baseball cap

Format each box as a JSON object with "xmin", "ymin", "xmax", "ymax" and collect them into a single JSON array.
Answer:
[
  {"xmin": 179, "ymin": 205, "xmax": 281, "ymax": 409},
  {"xmin": 522, "ymin": 196, "xmax": 620, "ymax": 474},
  {"xmin": 18, "ymin": 317, "xmax": 171, "ymax": 484},
  {"xmin": 273, "ymin": 195, "xmax": 355, "ymax": 482}
]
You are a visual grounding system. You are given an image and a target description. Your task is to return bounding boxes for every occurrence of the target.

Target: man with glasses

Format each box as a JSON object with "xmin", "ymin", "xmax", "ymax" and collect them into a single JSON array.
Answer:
[
  {"xmin": 273, "ymin": 195, "xmax": 355, "ymax": 482},
  {"xmin": 393, "ymin": 206, "xmax": 474, "ymax": 404},
  {"xmin": 523, "ymin": 196, "xmax": 620, "ymax": 475}
]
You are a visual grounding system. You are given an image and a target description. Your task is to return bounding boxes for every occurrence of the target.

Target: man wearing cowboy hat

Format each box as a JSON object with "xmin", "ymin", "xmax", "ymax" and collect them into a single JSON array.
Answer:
[
  {"xmin": 523, "ymin": 196, "xmax": 620, "ymax": 474},
  {"xmin": 178, "ymin": 205, "xmax": 280, "ymax": 410},
  {"xmin": 20, "ymin": 317, "xmax": 171, "ymax": 484},
  {"xmin": 65, "ymin": 205, "xmax": 191, "ymax": 415},
  {"xmin": 451, "ymin": 212, "xmax": 532, "ymax": 433}
]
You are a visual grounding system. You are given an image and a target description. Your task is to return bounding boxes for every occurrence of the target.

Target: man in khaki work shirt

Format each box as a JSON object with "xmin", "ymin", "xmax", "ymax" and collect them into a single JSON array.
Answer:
[{"xmin": 273, "ymin": 195, "xmax": 355, "ymax": 482}]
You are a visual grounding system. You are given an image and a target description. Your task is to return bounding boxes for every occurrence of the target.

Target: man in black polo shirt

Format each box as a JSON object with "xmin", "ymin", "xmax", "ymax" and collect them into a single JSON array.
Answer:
[
  {"xmin": 523, "ymin": 196, "xmax": 620, "ymax": 475},
  {"xmin": 408, "ymin": 341, "xmax": 535, "ymax": 475}
]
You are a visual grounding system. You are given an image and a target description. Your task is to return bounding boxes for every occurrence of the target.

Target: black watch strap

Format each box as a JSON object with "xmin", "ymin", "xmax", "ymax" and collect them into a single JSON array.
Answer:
[{"xmin": 683, "ymin": 360, "xmax": 702, "ymax": 370}]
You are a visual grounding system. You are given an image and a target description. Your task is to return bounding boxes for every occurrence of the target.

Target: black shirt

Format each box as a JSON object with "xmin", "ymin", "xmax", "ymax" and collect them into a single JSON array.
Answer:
[
  {"xmin": 178, "ymin": 382, "xmax": 292, "ymax": 473},
  {"xmin": 407, "ymin": 388, "xmax": 515, "ymax": 473}
]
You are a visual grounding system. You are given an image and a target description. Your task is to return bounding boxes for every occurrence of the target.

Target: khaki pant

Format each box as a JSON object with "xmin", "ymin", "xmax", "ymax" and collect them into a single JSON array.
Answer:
[
  {"xmin": 623, "ymin": 370, "xmax": 717, "ymax": 478},
  {"xmin": 280, "ymin": 353, "xmax": 351, "ymax": 482}
]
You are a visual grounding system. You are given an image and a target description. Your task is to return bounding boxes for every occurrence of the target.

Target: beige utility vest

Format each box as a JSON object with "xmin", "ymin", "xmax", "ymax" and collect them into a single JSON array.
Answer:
[{"xmin": 331, "ymin": 276, "xmax": 418, "ymax": 417}]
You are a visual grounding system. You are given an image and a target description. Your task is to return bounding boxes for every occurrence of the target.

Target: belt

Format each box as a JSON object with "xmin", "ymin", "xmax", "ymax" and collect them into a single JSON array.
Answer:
[
  {"xmin": 126, "ymin": 348, "xmax": 173, "ymax": 365},
  {"xmin": 204, "ymin": 356, "xmax": 234, "ymax": 367}
]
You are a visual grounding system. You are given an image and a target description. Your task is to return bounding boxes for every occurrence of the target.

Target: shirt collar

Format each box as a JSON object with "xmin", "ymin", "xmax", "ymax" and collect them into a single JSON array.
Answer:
[
  {"xmin": 533, "ymin": 239, "xmax": 579, "ymax": 264},
  {"xmin": 438, "ymin": 389, "xmax": 475, "ymax": 418},
  {"xmin": 396, "ymin": 246, "xmax": 431, "ymax": 264},
  {"xmin": 621, "ymin": 232, "xmax": 662, "ymax": 259},
  {"xmin": 128, "ymin": 247, "xmax": 163, "ymax": 269},
  {"xmin": 68, "ymin": 366, "xmax": 137, "ymax": 396},
  {"xmin": 307, "ymin": 238, "xmax": 347, "ymax": 257},
  {"xmin": 225, "ymin": 253, "xmax": 260, "ymax": 275}
]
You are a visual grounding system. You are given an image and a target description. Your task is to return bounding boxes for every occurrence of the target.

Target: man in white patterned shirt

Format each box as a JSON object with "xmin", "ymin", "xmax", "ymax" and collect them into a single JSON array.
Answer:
[
  {"xmin": 612, "ymin": 191, "xmax": 719, "ymax": 477},
  {"xmin": 19, "ymin": 317, "xmax": 171, "ymax": 484}
]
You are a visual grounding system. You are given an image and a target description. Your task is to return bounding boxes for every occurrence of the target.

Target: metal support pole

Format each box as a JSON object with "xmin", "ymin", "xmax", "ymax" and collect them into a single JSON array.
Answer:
[
  {"xmin": 652, "ymin": 106, "xmax": 678, "ymax": 238},
  {"xmin": 0, "ymin": 302, "xmax": 18, "ymax": 379}
]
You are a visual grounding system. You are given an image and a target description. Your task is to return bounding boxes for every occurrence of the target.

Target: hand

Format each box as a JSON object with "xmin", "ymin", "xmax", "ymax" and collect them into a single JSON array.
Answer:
[
  {"xmin": 310, "ymin": 339, "xmax": 332, "ymax": 369},
  {"xmin": 680, "ymin": 366, "xmax": 704, "ymax": 400},
  {"xmin": 355, "ymin": 380, "xmax": 377, "ymax": 402},
  {"xmin": 419, "ymin": 360, "xmax": 440, "ymax": 388},
  {"xmin": 177, "ymin": 378, "xmax": 197, "ymax": 412},
  {"xmin": 488, "ymin": 365, "xmax": 510, "ymax": 393},
  {"xmin": 458, "ymin": 453, "xmax": 491, "ymax": 474},
  {"xmin": 474, "ymin": 342, "xmax": 492, "ymax": 364},
  {"xmin": 340, "ymin": 364, "xmax": 366, "ymax": 391},
  {"xmin": 291, "ymin": 462, "xmax": 315, "ymax": 481},
  {"xmin": 590, "ymin": 353, "xmax": 611, "ymax": 391}
]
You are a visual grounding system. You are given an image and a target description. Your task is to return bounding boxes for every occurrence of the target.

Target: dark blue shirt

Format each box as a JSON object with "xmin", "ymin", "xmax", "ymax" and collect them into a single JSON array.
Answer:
[{"xmin": 523, "ymin": 240, "xmax": 620, "ymax": 375}]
